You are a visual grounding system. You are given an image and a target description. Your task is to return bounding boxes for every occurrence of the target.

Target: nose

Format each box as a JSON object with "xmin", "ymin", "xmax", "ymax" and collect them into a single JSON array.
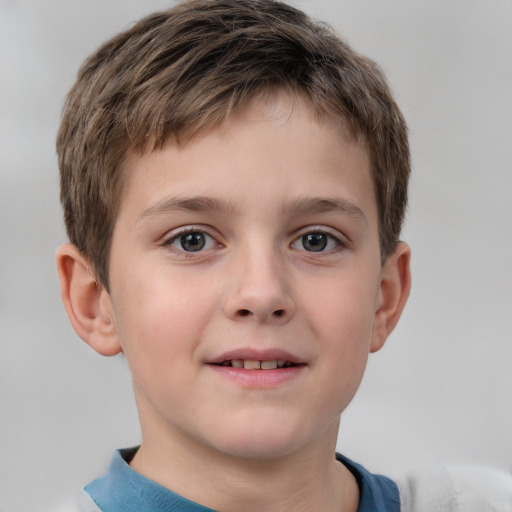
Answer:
[{"xmin": 223, "ymin": 246, "xmax": 295, "ymax": 325}]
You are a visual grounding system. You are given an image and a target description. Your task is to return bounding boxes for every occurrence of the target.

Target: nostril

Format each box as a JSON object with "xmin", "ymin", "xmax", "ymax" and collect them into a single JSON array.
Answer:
[{"xmin": 233, "ymin": 308, "xmax": 289, "ymax": 321}]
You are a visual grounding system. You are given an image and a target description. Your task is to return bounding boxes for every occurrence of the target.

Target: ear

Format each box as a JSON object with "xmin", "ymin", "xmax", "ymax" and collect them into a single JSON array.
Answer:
[
  {"xmin": 370, "ymin": 242, "xmax": 411, "ymax": 353},
  {"xmin": 56, "ymin": 244, "xmax": 122, "ymax": 356}
]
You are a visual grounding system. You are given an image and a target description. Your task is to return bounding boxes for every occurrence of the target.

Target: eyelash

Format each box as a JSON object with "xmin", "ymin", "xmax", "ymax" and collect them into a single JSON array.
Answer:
[
  {"xmin": 163, "ymin": 226, "xmax": 345, "ymax": 257},
  {"xmin": 290, "ymin": 229, "xmax": 345, "ymax": 254},
  {"xmin": 162, "ymin": 227, "xmax": 219, "ymax": 255}
]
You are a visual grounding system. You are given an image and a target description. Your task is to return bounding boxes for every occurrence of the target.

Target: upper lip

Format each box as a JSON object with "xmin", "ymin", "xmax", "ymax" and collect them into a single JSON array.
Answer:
[{"xmin": 207, "ymin": 348, "xmax": 305, "ymax": 365}]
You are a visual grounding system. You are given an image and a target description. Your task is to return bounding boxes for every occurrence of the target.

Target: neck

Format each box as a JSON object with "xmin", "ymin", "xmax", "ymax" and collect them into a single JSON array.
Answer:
[{"xmin": 130, "ymin": 417, "xmax": 359, "ymax": 512}]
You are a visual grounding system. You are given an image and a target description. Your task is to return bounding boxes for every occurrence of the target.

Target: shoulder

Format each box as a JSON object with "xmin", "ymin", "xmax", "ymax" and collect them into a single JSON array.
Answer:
[{"xmin": 393, "ymin": 463, "xmax": 512, "ymax": 512}]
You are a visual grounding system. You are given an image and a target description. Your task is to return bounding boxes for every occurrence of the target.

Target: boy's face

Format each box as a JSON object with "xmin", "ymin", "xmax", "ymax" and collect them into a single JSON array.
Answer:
[{"xmin": 96, "ymin": 92, "xmax": 408, "ymax": 460}]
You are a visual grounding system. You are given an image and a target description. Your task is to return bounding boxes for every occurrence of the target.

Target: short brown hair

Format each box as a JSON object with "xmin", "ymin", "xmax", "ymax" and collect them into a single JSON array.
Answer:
[{"xmin": 57, "ymin": 0, "xmax": 410, "ymax": 289}]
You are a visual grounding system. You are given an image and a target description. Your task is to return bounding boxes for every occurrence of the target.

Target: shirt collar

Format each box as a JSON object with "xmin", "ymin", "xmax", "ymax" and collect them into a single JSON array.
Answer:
[
  {"xmin": 85, "ymin": 447, "xmax": 215, "ymax": 512},
  {"xmin": 337, "ymin": 453, "xmax": 400, "ymax": 512},
  {"xmin": 85, "ymin": 448, "xmax": 399, "ymax": 512}
]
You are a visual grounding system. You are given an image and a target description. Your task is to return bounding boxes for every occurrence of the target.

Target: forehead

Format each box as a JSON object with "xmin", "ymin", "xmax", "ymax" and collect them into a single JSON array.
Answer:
[{"xmin": 119, "ymin": 92, "xmax": 374, "ymax": 222}]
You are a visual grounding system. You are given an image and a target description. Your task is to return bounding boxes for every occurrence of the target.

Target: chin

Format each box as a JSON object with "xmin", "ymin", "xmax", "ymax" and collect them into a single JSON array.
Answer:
[
  {"xmin": 206, "ymin": 418, "xmax": 317, "ymax": 461},
  {"xmin": 218, "ymin": 441, "xmax": 301, "ymax": 461}
]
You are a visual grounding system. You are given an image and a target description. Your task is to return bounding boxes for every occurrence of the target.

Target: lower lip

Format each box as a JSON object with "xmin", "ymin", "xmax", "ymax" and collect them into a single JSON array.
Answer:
[{"xmin": 207, "ymin": 364, "xmax": 306, "ymax": 388}]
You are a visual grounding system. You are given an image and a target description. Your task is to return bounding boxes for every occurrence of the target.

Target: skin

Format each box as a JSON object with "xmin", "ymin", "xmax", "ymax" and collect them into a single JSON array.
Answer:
[{"xmin": 57, "ymin": 91, "xmax": 411, "ymax": 512}]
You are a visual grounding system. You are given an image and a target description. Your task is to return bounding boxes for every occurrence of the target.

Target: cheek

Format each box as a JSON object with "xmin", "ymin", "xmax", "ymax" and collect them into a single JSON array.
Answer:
[
  {"xmin": 306, "ymin": 274, "xmax": 378, "ymax": 347},
  {"xmin": 302, "ymin": 272, "xmax": 379, "ymax": 407},
  {"xmin": 111, "ymin": 269, "xmax": 218, "ymax": 368}
]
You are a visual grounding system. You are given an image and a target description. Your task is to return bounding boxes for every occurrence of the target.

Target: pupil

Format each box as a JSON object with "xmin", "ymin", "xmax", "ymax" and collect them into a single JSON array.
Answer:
[
  {"xmin": 180, "ymin": 232, "xmax": 205, "ymax": 252},
  {"xmin": 303, "ymin": 233, "xmax": 327, "ymax": 252}
]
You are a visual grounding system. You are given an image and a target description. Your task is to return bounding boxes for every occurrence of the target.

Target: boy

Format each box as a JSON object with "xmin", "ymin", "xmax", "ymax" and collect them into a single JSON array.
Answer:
[{"xmin": 55, "ymin": 1, "xmax": 511, "ymax": 510}]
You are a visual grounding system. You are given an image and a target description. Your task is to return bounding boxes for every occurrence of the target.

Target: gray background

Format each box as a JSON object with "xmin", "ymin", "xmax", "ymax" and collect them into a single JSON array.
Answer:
[{"xmin": 1, "ymin": 1, "xmax": 511, "ymax": 510}]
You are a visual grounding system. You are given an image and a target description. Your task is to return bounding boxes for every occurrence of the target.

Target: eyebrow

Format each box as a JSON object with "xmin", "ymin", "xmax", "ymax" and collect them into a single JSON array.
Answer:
[
  {"xmin": 137, "ymin": 196, "xmax": 239, "ymax": 222},
  {"xmin": 282, "ymin": 197, "xmax": 367, "ymax": 225},
  {"xmin": 137, "ymin": 195, "xmax": 367, "ymax": 225}
]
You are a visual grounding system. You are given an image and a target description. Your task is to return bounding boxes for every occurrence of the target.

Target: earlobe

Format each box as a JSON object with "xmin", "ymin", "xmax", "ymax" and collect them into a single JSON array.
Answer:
[
  {"xmin": 370, "ymin": 242, "xmax": 411, "ymax": 353},
  {"xmin": 56, "ymin": 244, "xmax": 122, "ymax": 356}
]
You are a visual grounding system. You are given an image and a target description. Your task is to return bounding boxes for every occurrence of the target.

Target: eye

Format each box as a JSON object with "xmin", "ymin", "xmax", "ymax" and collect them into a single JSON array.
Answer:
[
  {"xmin": 291, "ymin": 231, "xmax": 341, "ymax": 252},
  {"xmin": 165, "ymin": 230, "xmax": 217, "ymax": 253}
]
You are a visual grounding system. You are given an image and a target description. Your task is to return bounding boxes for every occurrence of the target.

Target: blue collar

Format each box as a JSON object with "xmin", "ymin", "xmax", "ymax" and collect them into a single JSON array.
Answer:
[
  {"xmin": 85, "ymin": 447, "xmax": 214, "ymax": 511},
  {"xmin": 336, "ymin": 453, "xmax": 400, "ymax": 512},
  {"xmin": 85, "ymin": 448, "xmax": 399, "ymax": 511}
]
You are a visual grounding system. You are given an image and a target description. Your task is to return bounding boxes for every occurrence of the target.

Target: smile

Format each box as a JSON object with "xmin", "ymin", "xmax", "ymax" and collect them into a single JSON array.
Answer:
[
  {"xmin": 214, "ymin": 360, "xmax": 299, "ymax": 370},
  {"xmin": 208, "ymin": 358, "xmax": 306, "ymax": 388}
]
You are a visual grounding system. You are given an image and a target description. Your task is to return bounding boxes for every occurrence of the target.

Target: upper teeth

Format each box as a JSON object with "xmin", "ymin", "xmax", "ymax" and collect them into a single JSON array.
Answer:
[{"xmin": 223, "ymin": 360, "xmax": 293, "ymax": 369}]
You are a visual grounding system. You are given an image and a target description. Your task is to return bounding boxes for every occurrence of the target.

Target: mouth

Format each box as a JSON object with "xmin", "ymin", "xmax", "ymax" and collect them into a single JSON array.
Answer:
[
  {"xmin": 212, "ymin": 359, "xmax": 301, "ymax": 370},
  {"xmin": 207, "ymin": 349, "xmax": 306, "ymax": 387}
]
